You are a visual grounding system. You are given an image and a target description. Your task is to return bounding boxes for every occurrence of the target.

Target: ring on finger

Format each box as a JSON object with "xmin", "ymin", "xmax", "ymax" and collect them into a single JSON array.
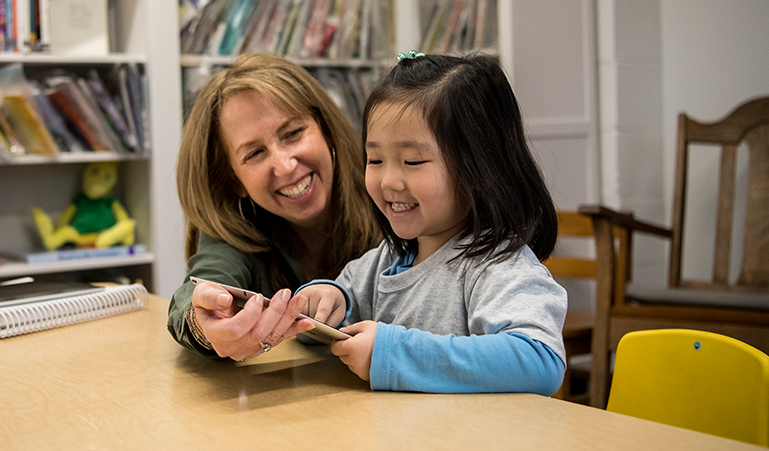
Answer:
[{"xmin": 260, "ymin": 342, "xmax": 272, "ymax": 353}]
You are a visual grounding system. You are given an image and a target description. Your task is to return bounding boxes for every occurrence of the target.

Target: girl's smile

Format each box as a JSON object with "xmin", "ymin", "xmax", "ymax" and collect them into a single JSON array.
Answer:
[{"xmin": 390, "ymin": 201, "xmax": 418, "ymax": 213}]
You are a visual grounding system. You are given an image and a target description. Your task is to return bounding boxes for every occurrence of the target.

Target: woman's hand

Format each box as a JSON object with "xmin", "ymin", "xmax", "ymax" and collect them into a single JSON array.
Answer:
[
  {"xmin": 330, "ymin": 321, "xmax": 378, "ymax": 381},
  {"xmin": 297, "ymin": 284, "xmax": 346, "ymax": 328},
  {"xmin": 191, "ymin": 281, "xmax": 315, "ymax": 361}
]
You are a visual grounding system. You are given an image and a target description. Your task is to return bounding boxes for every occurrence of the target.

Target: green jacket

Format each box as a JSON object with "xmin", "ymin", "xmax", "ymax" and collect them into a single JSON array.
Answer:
[{"xmin": 167, "ymin": 227, "xmax": 305, "ymax": 357}]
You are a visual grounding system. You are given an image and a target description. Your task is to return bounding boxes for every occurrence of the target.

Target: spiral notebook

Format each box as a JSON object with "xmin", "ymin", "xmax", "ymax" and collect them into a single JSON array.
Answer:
[{"xmin": 0, "ymin": 283, "xmax": 148, "ymax": 339}]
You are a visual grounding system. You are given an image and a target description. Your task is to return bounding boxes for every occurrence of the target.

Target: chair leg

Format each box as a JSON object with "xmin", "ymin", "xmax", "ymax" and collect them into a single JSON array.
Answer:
[{"xmin": 590, "ymin": 218, "xmax": 616, "ymax": 409}]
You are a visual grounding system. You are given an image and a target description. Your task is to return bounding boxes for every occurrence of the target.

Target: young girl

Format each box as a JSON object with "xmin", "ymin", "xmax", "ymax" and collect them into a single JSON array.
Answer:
[{"xmin": 298, "ymin": 53, "xmax": 567, "ymax": 394}]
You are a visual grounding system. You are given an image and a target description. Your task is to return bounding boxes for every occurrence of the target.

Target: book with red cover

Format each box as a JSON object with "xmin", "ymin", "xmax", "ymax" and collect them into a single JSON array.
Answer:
[{"xmin": 47, "ymin": 85, "xmax": 106, "ymax": 151}]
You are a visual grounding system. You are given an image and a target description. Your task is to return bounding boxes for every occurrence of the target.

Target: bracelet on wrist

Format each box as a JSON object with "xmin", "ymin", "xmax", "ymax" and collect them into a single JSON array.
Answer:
[{"xmin": 184, "ymin": 303, "xmax": 214, "ymax": 351}]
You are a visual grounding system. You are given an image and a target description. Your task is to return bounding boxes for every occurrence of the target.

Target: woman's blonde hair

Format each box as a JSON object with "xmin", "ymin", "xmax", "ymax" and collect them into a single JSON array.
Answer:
[{"xmin": 177, "ymin": 53, "xmax": 379, "ymax": 287}]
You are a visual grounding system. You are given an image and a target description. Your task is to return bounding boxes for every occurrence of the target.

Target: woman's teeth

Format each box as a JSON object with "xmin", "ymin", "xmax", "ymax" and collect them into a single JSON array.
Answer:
[
  {"xmin": 280, "ymin": 175, "xmax": 312, "ymax": 198},
  {"xmin": 391, "ymin": 202, "xmax": 417, "ymax": 212}
]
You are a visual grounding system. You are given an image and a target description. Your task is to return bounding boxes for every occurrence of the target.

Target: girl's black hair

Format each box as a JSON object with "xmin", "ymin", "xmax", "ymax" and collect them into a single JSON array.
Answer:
[{"xmin": 361, "ymin": 53, "xmax": 557, "ymax": 262}]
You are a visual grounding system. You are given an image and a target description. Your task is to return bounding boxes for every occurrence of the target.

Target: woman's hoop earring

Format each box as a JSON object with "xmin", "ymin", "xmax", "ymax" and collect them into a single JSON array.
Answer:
[
  {"xmin": 331, "ymin": 148, "xmax": 337, "ymax": 169},
  {"xmin": 238, "ymin": 197, "xmax": 246, "ymax": 221},
  {"xmin": 239, "ymin": 197, "xmax": 257, "ymax": 222}
]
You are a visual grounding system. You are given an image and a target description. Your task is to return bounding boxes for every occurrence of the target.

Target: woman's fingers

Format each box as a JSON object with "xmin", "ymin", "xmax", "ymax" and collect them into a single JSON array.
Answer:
[
  {"xmin": 249, "ymin": 289, "xmax": 290, "ymax": 341},
  {"xmin": 192, "ymin": 281, "xmax": 233, "ymax": 311},
  {"xmin": 265, "ymin": 293, "xmax": 311, "ymax": 343},
  {"xmin": 196, "ymin": 286, "xmax": 319, "ymax": 361},
  {"xmin": 198, "ymin": 294, "xmax": 264, "ymax": 358}
]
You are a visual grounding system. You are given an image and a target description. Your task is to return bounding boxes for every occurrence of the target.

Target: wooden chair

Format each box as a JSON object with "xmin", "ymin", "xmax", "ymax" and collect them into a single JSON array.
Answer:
[
  {"xmin": 580, "ymin": 96, "xmax": 769, "ymax": 409},
  {"xmin": 607, "ymin": 329, "xmax": 769, "ymax": 446},
  {"xmin": 545, "ymin": 211, "xmax": 630, "ymax": 404}
]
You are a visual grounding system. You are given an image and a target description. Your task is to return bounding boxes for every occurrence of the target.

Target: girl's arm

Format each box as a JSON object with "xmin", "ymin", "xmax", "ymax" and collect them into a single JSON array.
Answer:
[{"xmin": 369, "ymin": 325, "xmax": 565, "ymax": 395}]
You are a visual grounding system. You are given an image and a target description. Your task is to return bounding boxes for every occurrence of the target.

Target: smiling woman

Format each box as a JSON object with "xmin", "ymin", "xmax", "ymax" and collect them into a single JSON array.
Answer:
[
  {"xmin": 168, "ymin": 53, "xmax": 380, "ymax": 362},
  {"xmin": 220, "ymin": 90, "xmax": 335, "ymax": 231}
]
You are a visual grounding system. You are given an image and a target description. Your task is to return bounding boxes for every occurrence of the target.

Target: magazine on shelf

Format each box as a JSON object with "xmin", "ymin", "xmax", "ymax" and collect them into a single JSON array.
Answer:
[
  {"xmin": 2, "ymin": 93, "xmax": 60, "ymax": 156},
  {"xmin": 0, "ymin": 244, "xmax": 147, "ymax": 265},
  {"xmin": 30, "ymin": 81, "xmax": 87, "ymax": 153},
  {"xmin": 46, "ymin": 81, "xmax": 107, "ymax": 151},
  {"xmin": 86, "ymin": 69, "xmax": 139, "ymax": 152}
]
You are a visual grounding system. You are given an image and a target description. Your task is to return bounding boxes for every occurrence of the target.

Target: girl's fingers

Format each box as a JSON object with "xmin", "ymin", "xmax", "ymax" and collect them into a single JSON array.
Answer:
[{"xmin": 313, "ymin": 294, "xmax": 334, "ymax": 324}]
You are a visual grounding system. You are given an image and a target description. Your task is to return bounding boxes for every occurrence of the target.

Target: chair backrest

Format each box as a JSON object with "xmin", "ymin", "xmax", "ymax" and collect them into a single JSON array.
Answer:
[
  {"xmin": 545, "ymin": 211, "xmax": 598, "ymax": 279},
  {"xmin": 546, "ymin": 211, "xmax": 631, "ymax": 305},
  {"xmin": 607, "ymin": 329, "xmax": 769, "ymax": 446},
  {"xmin": 671, "ymin": 96, "xmax": 769, "ymax": 292}
]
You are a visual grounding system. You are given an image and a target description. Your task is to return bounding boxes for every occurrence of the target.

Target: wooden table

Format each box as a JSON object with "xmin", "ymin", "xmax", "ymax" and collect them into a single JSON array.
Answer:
[{"xmin": 0, "ymin": 295, "xmax": 761, "ymax": 450}]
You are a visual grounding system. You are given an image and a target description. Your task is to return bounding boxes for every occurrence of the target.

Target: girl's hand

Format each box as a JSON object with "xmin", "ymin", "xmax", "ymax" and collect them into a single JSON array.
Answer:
[
  {"xmin": 330, "ymin": 321, "xmax": 378, "ymax": 381},
  {"xmin": 191, "ymin": 282, "xmax": 314, "ymax": 361},
  {"xmin": 296, "ymin": 284, "xmax": 346, "ymax": 328}
]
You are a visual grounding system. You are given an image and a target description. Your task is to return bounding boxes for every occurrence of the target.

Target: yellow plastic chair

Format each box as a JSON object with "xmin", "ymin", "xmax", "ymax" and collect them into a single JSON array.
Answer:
[{"xmin": 607, "ymin": 329, "xmax": 769, "ymax": 446}]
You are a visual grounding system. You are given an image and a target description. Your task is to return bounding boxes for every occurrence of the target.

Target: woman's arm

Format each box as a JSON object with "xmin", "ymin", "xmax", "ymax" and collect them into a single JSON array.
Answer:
[{"xmin": 167, "ymin": 230, "xmax": 310, "ymax": 358}]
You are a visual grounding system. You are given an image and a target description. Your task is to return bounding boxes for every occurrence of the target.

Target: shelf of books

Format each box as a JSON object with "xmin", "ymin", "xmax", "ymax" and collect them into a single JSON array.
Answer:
[
  {"xmin": 0, "ymin": 0, "xmax": 159, "ymax": 290},
  {"xmin": 417, "ymin": 0, "xmax": 497, "ymax": 55},
  {"xmin": 0, "ymin": 60, "xmax": 149, "ymax": 162},
  {"xmin": 180, "ymin": 0, "xmax": 394, "ymax": 62},
  {"xmin": 178, "ymin": 0, "xmax": 396, "ymax": 128}
]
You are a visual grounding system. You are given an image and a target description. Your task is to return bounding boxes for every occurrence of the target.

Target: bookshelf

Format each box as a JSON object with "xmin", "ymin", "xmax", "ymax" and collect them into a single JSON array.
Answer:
[
  {"xmin": 178, "ymin": 0, "xmax": 398, "ymax": 129},
  {"xmin": 0, "ymin": 1, "xmax": 187, "ymax": 298},
  {"xmin": 177, "ymin": 0, "xmax": 500, "ymax": 126},
  {"xmin": 416, "ymin": 0, "xmax": 498, "ymax": 55},
  {"xmin": 0, "ymin": 1, "xmax": 504, "ymax": 297}
]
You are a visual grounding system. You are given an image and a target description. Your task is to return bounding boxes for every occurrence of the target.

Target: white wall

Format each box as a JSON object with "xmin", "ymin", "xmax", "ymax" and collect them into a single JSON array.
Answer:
[
  {"xmin": 598, "ymin": 0, "xmax": 769, "ymax": 288},
  {"xmin": 509, "ymin": 0, "xmax": 599, "ymax": 313},
  {"xmin": 597, "ymin": 0, "xmax": 666, "ymax": 286},
  {"xmin": 660, "ymin": 0, "xmax": 769, "ymax": 283}
]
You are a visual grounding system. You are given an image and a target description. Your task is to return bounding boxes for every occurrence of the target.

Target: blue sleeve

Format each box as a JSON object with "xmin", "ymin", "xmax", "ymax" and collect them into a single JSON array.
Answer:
[{"xmin": 370, "ymin": 324, "xmax": 565, "ymax": 395}]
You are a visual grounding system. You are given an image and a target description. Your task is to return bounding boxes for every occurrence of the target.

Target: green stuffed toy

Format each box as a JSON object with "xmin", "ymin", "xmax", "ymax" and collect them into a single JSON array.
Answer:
[{"xmin": 32, "ymin": 161, "xmax": 135, "ymax": 250}]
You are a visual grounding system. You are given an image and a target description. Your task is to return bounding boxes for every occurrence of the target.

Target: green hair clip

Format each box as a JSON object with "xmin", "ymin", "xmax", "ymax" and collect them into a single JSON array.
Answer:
[{"xmin": 397, "ymin": 50, "xmax": 425, "ymax": 62}]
